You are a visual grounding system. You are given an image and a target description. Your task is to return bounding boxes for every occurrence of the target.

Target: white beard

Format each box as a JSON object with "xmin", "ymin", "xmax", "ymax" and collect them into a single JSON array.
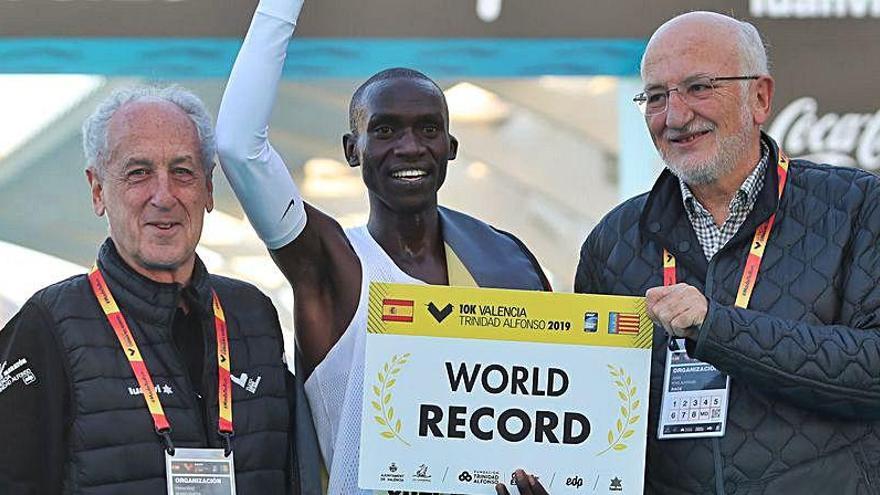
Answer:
[{"xmin": 661, "ymin": 106, "xmax": 754, "ymax": 185}]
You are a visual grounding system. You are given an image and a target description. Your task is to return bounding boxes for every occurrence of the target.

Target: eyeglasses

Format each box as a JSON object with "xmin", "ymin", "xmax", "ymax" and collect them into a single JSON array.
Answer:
[{"xmin": 633, "ymin": 75, "xmax": 760, "ymax": 116}]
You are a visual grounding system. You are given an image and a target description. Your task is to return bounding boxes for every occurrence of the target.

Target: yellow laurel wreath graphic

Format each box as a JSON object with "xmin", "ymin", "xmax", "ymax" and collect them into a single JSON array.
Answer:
[
  {"xmin": 597, "ymin": 364, "xmax": 640, "ymax": 456},
  {"xmin": 371, "ymin": 353, "xmax": 411, "ymax": 446}
]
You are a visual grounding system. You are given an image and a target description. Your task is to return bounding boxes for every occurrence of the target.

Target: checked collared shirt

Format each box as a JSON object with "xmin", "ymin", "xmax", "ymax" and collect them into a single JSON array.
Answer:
[{"xmin": 678, "ymin": 142, "xmax": 770, "ymax": 260}]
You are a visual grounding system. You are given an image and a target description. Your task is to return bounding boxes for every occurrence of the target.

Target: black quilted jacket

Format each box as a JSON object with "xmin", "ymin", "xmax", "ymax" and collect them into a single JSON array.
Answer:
[{"xmin": 575, "ymin": 134, "xmax": 880, "ymax": 494}]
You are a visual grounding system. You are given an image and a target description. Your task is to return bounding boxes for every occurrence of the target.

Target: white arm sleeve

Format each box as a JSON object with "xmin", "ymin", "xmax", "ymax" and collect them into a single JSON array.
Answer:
[{"xmin": 216, "ymin": 0, "xmax": 307, "ymax": 250}]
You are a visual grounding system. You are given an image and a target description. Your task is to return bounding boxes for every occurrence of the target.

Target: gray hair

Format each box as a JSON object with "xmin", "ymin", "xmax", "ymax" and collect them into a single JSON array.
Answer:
[
  {"xmin": 736, "ymin": 20, "xmax": 770, "ymax": 75},
  {"xmin": 82, "ymin": 85, "xmax": 216, "ymax": 177}
]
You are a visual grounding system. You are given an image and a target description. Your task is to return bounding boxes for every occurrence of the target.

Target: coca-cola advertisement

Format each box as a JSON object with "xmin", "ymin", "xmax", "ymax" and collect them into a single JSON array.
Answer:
[{"xmin": 769, "ymin": 98, "xmax": 880, "ymax": 172}]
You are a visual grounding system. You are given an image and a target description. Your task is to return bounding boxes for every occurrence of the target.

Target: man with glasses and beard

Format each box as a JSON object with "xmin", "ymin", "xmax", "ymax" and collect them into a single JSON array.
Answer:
[{"xmin": 575, "ymin": 11, "xmax": 880, "ymax": 494}]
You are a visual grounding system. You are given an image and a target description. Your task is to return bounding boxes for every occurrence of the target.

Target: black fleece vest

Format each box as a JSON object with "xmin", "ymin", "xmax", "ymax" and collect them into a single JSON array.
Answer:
[{"xmin": 40, "ymin": 241, "xmax": 292, "ymax": 494}]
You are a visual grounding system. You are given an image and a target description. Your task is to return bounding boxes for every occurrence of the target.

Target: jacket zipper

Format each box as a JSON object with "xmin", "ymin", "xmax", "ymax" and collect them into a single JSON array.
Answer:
[{"xmin": 168, "ymin": 293, "xmax": 211, "ymax": 447}]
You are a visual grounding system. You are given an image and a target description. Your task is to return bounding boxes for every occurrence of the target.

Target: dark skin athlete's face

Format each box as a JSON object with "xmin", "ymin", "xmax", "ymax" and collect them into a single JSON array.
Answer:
[{"xmin": 343, "ymin": 78, "xmax": 458, "ymax": 215}]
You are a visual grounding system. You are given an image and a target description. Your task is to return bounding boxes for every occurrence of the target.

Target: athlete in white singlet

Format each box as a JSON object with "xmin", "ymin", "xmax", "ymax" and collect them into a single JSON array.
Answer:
[{"xmin": 216, "ymin": 1, "xmax": 548, "ymax": 494}]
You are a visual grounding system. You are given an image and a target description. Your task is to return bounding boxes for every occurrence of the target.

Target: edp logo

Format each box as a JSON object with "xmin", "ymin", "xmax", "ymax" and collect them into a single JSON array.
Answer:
[{"xmin": 565, "ymin": 476, "xmax": 584, "ymax": 489}]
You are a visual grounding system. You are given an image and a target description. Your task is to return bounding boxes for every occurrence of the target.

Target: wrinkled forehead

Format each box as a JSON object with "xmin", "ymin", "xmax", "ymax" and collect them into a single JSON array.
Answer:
[
  {"xmin": 106, "ymin": 101, "xmax": 199, "ymax": 154},
  {"xmin": 110, "ymin": 100, "xmax": 191, "ymax": 131},
  {"xmin": 641, "ymin": 18, "xmax": 742, "ymax": 86}
]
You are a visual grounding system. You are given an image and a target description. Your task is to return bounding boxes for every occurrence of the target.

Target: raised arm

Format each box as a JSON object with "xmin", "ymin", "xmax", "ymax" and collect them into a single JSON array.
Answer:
[
  {"xmin": 215, "ymin": 0, "xmax": 362, "ymax": 376},
  {"xmin": 216, "ymin": 0, "xmax": 307, "ymax": 250}
]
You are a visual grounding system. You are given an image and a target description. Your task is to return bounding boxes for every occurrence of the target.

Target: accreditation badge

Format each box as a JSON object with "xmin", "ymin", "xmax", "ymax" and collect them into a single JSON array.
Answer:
[
  {"xmin": 359, "ymin": 283, "xmax": 653, "ymax": 495},
  {"xmin": 658, "ymin": 339, "xmax": 730, "ymax": 439},
  {"xmin": 165, "ymin": 448, "xmax": 236, "ymax": 495}
]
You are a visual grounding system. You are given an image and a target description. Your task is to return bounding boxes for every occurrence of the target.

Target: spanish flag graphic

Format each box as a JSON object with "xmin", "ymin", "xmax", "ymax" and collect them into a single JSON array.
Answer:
[{"xmin": 382, "ymin": 299, "xmax": 414, "ymax": 323}]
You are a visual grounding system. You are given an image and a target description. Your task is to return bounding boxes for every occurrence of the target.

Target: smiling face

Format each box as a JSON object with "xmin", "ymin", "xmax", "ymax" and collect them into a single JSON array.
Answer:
[
  {"xmin": 87, "ymin": 100, "xmax": 213, "ymax": 283},
  {"xmin": 641, "ymin": 13, "xmax": 768, "ymax": 185},
  {"xmin": 344, "ymin": 77, "xmax": 458, "ymax": 215}
]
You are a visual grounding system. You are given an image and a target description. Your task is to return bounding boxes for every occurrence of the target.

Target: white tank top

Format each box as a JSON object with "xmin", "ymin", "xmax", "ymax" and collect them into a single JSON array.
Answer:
[{"xmin": 304, "ymin": 226, "xmax": 424, "ymax": 495}]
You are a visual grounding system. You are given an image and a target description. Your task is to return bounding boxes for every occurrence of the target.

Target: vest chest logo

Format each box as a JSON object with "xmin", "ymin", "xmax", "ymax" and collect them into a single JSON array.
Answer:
[
  {"xmin": 231, "ymin": 372, "xmax": 261, "ymax": 394},
  {"xmin": 0, "ymin": 357, "xmax": 37, "ymax": 395},
  {"xmin": 128, "ymin": 383, "xmax": 174, "ymax": 396}
]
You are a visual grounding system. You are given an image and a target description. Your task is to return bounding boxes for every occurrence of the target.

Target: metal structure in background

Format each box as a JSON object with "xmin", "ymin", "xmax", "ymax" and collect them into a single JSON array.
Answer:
[
  {"xmin": 0, "ymin": 0, "xmax": 876, "ymax": 314},
  {"xmin": 0, "ymin": 74, "xmax": 623, "ymax": 272},
  {"xmin": 0, "ymin": 0, "xmax": 876, "ymax": 168}
]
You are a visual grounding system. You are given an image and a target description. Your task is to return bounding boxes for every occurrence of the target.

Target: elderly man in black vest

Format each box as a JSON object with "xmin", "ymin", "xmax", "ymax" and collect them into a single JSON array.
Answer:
[
  {"xmin": 0, "ymin": 86, "xmax": 318, "ymax": 494},
  {"xmin": 576, "ymin": 11, "xmax": 880, "ymax": 494}
]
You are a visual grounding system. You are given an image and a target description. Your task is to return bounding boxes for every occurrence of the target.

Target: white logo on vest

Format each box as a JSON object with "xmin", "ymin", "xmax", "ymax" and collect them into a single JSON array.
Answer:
[
  {"xmin": 0, "ymin": 357, "xmax": 38, "ymax": 395},
  {"xmin": 231, "ymin": 372, "xmax": 261, "ymax": 394},
  {"xmin": 128, "ymin": 383, "xmax": 174, "ymax": 396}
]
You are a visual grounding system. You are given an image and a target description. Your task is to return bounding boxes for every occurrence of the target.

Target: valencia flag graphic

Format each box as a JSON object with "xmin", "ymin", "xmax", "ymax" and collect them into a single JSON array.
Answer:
[{"xmin": 608, "ymin": 312, "xmax": 640, "ymax": 335}]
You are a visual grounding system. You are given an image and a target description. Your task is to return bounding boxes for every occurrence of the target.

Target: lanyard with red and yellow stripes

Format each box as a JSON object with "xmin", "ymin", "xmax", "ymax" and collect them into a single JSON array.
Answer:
[
  {"xmin": 663, "ymin": 152, "xmax": 790, "ymax": 310},
  {"xmin": 88, "ymin": 265, "xmax": 233, "ymax": 454}
]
